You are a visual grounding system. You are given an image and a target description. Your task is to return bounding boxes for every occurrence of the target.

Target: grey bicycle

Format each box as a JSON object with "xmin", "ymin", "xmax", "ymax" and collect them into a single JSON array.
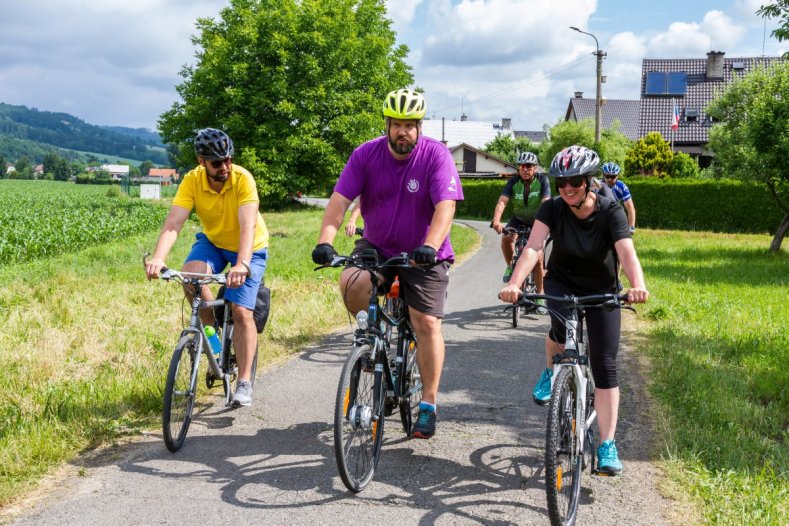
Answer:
[
  {"xmin": 154, "ymin": 266, "xmax": 258, "ymax": 452},
  {"xmin": 519, "ymin": 291, "xmax": 630, "ymax": 526}
]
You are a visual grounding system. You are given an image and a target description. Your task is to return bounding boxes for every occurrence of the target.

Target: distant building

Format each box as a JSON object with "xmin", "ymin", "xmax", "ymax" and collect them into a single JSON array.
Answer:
[
  {"xmin": 147, "ymin": 167, "xmax": 178, "ymax": 185},
  {"xmin": 100, "ymin": 164, "xmax": 130, "ymax": 182},
  {"xmin": 638, "ymin": 51, "xmax": 782, "ymax": 166},
  {"xmin": 422, "ymin": 116, "xmax": 513, "ymax": 149},
  {"xmin": 448, "ymin": 143, "xmax": 517, "ymax": 177},
  {"xmin": 564, "ymin": 91, "xmax": 640, "ymax": 141}
]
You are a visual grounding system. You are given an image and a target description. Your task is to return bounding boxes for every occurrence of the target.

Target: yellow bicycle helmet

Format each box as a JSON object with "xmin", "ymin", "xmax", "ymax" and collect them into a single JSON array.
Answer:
[{"xmin": 383, "ymin": 89, "xmax": 427, "ymax": 120}]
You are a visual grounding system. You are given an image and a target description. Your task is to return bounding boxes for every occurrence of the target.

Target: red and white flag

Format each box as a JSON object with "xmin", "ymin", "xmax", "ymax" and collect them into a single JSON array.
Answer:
[{"xmin": 671, "ymin": 102, "xmax": 680, "ymax": 130}]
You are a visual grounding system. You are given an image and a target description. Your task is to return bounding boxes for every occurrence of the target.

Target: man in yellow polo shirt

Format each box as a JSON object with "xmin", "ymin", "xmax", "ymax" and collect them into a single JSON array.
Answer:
[{"xmin": 145, "ymin": 128, "xmax": 269, "ymax": 407}]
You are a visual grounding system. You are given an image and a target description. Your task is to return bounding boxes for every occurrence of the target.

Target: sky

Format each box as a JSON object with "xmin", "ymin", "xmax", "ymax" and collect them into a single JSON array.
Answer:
[{"xmin": 0, "ymin": 0, "xmax": 785, "ymax": 133}]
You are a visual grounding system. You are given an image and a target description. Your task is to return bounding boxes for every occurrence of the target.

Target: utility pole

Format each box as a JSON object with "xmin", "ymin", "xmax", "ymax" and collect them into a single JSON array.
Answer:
[{"xmin": 570, "ymin": 27, "xmax": 606, "ymax": 145}]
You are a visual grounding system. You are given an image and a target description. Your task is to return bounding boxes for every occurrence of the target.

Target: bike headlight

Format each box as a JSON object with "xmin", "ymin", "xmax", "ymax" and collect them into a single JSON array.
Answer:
[{"xmin": 355, "ymin": 310, "xmax": 369, "ymax": 330}]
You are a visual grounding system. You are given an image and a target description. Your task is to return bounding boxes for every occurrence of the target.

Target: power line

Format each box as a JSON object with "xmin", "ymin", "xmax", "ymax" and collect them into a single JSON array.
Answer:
[{"xmin": 428, "ymin": 54, "xmax": 595, "ymax": 118}]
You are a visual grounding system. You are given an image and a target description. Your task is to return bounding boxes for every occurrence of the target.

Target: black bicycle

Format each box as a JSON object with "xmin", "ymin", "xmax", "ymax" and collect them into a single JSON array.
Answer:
[
  {"xmin": 503, "ymin": 225, "xmax": 538, "ymax": 327},
  {"xmin": 518, "ymin": 292, "xmax": 631, "ymax": 526},
  {"xmin": 152, "ymin": 265, "xmax": 258, "ymax": 452},
  {"xmin": 316, "ymin": 250, "xmax": 428, "ymax": 492}
]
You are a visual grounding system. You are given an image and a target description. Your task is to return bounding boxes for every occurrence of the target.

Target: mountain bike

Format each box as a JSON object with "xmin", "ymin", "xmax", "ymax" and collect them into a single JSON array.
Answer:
[
  {"xmin": 151, "ymin": 264, "xmax": 258, "ymax": 452},
  {"xmin": 316, "ymin": 250, "xmax": 430, "ymax": 493},
  {"xmin": 502, "ymin": 225, "xmax": 538, "ymax": 327},
  {"xmin": 518, "ymin": 292, "xmax": 631, "ymax": 526}
]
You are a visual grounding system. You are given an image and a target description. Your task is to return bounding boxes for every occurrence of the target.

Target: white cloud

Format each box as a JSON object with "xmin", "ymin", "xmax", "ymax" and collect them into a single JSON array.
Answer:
[
  {"xmin": 700, "ymin": 10, "xmax": 746, "ymax": 50},
  {"xmin": 385, "ymin": 0, "xmax": 424, "ymax": 27}
]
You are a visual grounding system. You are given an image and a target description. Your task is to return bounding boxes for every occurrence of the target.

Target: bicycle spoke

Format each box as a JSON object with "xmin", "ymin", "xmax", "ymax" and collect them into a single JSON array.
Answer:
[{"xmin": 162, "ymin": 334, "xmax": 199, "ymax": 452}]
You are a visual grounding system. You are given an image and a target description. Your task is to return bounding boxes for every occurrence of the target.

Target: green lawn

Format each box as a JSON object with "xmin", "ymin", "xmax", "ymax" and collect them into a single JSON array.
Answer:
[{"xmin": 634, "ymin": 229, "xmax": 788, "ymax": 525}]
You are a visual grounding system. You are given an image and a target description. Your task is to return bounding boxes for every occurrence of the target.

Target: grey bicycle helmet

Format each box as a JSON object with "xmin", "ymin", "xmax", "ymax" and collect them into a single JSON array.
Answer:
[
  {"xmin": 601, "ymin": 162, "xmax": 621, "ymax": 176},
  {"xmin": 549, "ymin": 145, "xmax": 600, "ymax": 178},
  {"xmin": 194, "ymin": 128, "xmax": 234, "ymax": 160},
  {"xmin": 517, "ymin": 151, "xmax": 539, "ymax": 165}
]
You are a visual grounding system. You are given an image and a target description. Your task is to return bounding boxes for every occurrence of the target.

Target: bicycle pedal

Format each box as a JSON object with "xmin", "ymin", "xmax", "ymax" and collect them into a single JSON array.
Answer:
[{"xmin": 591, "ymin": 468, "xmax": 617, "ymax": 477}]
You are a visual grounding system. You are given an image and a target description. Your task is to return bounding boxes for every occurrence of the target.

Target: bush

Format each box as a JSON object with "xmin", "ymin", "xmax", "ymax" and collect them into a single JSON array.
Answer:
[
  {"xmin": 670, "ymin": 152, "xmax": 700, "ymax": 178},
  {"xmin": 457, "ymin": 177, "xmax": 782, "ymax": 234},
  {"xmin": 625, "ymin": 131, "xmax": 673, "ymax": 177},
  {"xmin": 75, "ymin": 173, "xmax": 95, "ymax": 185}
]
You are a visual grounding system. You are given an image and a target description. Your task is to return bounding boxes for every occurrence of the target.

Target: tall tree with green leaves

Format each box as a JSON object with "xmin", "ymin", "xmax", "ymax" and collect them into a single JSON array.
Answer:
[
  {"xmin": 758, "ymin": 1, "xmax": 789, "ymax": 58},
  {"xmin": 706, "ymin": 62, "xmax": 789, "ymax": 252},
  {"xmin": 158, "ymin": 0, "xmax": 413, "ymax": 205},
  {"xmin": 483, "ymin": 134, "xmax": 538, "ymax": 164},
  {"xmin": 538, "ymin": 118, "xmax": 631, "ymax": 172}
]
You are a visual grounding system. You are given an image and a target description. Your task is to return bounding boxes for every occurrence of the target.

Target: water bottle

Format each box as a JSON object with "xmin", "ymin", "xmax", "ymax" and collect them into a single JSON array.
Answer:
[{"xmin": 204, "ymin": 325, "xmax": 221, "ymax": 356}]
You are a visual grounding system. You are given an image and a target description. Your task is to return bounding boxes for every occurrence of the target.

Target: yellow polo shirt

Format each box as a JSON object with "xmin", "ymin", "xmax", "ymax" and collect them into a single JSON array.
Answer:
[{"xmin": 172, "ymin": 164, "xmax": 269, "ymax": 252}]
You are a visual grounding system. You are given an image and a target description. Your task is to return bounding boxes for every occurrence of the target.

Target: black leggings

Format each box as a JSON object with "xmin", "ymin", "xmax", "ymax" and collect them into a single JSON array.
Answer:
[{"xmin": 544, "ymin": 278, "xmax": 621, "ymax": 389}]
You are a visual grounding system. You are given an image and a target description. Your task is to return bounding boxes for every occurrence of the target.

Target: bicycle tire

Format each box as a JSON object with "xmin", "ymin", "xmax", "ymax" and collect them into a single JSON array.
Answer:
[
  {"xmin": 334, "ymin": 343, "xmax": 385, "ymax": 492},
  {"xmin": 162, "ymin": 333, "xmax": 199, "ymax": 452},
  {"xmin": 512, "ymin": 296, "xmax": 521, "ymax": 327},
  {"xmin": 398, "ymin": 331, "xmax": 422, "ymax": 435},
  {"xmin": 545, "ymin": 367, "xmax": 583, "ymax": 526}
]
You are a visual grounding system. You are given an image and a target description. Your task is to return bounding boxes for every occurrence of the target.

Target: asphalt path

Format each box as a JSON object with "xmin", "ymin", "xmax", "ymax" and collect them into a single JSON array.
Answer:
[{"xmin": 10, "ymin": 220, "xmax": 673, "ymax": 525}]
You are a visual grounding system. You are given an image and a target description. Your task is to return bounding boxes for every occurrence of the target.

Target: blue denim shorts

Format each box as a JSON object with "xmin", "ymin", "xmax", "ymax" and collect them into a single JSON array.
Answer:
[{"xmin": 185, "ymin": 233, "xmax": 268, "ymax": 310}]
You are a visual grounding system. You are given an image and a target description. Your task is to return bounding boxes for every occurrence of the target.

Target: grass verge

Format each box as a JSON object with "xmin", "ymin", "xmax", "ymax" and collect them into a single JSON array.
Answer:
[
  {"xmin": 634, "ymin": 229, "xmax": 788, "ymax": 525},
  {"xmin": 0, "ymin": 207, "xmax": 480, "ymax": 506}
]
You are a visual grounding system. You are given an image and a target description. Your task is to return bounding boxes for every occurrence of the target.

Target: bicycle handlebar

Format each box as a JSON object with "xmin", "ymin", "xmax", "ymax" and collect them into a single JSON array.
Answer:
[
  {"xmin": 518, "ymin": 292, "xmax": 630, "ymax": 309},
  {"xmin": 314, "ymin": 251, "xmax": 449, "ymax": 272}
]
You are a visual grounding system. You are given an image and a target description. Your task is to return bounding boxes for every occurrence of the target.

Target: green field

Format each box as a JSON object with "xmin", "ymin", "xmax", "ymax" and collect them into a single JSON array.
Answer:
[{"xmin": 0, "ymin": 180, "xmax": 169, "ymax": 265}]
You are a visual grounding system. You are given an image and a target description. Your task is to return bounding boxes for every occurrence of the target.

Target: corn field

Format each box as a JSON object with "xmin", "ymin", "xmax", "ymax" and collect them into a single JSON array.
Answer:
[{"xmin": 0, "ymin": 180, "xmax": 168, "ymax": 265}]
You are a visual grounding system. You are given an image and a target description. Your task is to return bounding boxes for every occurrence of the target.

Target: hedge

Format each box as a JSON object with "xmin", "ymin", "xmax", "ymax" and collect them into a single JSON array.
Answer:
[{"xmin": 456, "ymin": 177, "xmax": 783, "ymax": 234}]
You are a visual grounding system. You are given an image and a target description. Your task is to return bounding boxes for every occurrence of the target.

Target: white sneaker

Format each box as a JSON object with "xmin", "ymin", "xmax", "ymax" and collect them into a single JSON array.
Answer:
[{"xmin": 232, "ymin": 380, "xmax": 253, "ymax": 407}]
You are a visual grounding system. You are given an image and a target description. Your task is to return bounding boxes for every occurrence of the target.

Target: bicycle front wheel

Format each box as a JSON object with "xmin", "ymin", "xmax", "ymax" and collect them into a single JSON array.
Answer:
[
  {"xmin": 398, "ymin": 334, "xmax": 423, "ymax": 435},
  {"xmin": 334, "ymin": 343, "xmax": 385, "ymax": 492},
  {"xmin": 545, "ymin": 367, "xmax": 583, "ymax": 526},
  {"xmin": 163, "ymin": 333, "xmax": 200, "ymax": 452}
]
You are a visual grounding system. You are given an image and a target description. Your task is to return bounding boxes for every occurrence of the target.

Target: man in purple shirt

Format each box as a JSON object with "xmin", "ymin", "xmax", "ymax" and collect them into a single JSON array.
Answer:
[{"xmin": 312, "ymin": 89, "xmax": 463, "ymax": 439}]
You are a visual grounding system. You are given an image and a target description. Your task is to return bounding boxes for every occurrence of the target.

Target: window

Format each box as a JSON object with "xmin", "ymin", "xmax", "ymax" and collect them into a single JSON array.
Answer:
[
  {"xmin": 685, "ymin": 107, "xmax": 699, "ymax": 122},
  {"xmin": 645, "ymin": 71, "xmax": 688, "ymax": 96}
]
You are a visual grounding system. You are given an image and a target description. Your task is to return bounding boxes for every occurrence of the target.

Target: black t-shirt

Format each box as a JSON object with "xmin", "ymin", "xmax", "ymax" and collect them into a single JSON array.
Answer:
[{"xmin": 536, "ymin": 194, "xmax": 631, "ymax": 294}]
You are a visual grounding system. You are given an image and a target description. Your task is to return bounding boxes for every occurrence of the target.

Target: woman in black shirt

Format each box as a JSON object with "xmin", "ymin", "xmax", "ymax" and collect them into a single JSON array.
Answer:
[{"xmin": 499, "ymin": 145, "xmax": 648, "ymax": 475}]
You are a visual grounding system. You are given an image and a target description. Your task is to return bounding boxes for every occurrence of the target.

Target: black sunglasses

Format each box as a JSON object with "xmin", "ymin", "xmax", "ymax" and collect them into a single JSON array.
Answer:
[
  {"xmin": 209, "ymin": 158, "xmax": 231, "ymax": 169},
  {"xmin": 556, "ymin": 176, "xmax": 584, "ymax": 189},
  {"xmin": 603, "ymin": 175, "xmax": 618, "ymax": 179}
]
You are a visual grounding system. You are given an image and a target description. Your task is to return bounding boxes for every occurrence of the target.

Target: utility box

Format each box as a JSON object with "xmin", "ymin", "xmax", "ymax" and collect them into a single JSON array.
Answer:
[{"xmin": 140, "ymin": 184, "xmax": 161, "ymax": 200}]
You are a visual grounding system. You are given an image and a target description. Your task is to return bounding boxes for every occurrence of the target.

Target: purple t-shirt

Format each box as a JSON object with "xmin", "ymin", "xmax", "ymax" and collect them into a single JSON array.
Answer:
[{"xmin": 335, "ymin": 135, "xmax": 464, "ymax": 261}]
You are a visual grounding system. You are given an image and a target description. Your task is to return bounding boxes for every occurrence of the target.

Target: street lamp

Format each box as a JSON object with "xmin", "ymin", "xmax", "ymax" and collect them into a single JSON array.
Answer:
[{"xmin": 570, "ymin": 26, "xmax": 606, "ymax": 145}]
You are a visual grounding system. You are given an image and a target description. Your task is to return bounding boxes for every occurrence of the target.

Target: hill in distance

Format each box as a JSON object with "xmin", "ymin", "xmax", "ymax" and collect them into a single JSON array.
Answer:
[{"xmin": 0, "ymin": 103, "xmax": 168, "ymax": 165}]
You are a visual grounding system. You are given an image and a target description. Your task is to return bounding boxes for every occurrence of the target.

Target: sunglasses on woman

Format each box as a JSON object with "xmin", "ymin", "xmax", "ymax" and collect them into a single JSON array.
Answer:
[
  {"xmin": 556, "ymin": 176, "xmax": 584, "ymax": 189},
  {"xmin": 209, "ymin": 158, "xmax": 232, "ymax": 169}
]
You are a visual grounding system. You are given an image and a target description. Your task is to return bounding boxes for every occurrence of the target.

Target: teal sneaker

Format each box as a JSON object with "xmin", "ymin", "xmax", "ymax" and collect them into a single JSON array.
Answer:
[
  {"xmin": 502, "ymin": 265, "xmax": 513, "ymax": 283},
  {"xmin": 532, "ymin": 368, "xmax": 552, "ymax": 405},
  {"xmin": 597, "ymin": 439, "xmax": 623, "ymax": 475}
]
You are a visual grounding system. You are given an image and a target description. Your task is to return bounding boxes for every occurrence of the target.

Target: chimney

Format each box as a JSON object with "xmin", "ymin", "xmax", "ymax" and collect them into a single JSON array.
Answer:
[
  {"xmin": 574, "ymin": 91, "xmax": 583, "ymax": 98},
  {"xmin": 706, "ymin": 51, "xmax": 725, "ymax": 80},
  {"xmin": 460, "ymin": 113, "xmax": 467, "ymax": 122},
  {"xmin": 501, "ymin": 118, "xmax": 512, "ymax": 130}
]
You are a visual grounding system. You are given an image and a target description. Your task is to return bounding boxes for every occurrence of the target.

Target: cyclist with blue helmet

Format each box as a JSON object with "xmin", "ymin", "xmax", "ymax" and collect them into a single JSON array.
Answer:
[
  {"xmin": 499, "ymin": 145, "xmax": 649, "ymax": 475},
  {"xmin": 491, "ymin": 151, "xmax": 551, "ymax": 289},
  {"xmin": 601, "ymin": 162, "xmax": 636, "ymax": 234}
]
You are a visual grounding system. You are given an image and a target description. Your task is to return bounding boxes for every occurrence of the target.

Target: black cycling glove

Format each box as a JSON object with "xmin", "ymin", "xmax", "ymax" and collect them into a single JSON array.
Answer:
[
  {"xmin": 312, "ymin": 243, "xmax": 338, "ymax": 264},
  {"xmin": 412, "ymin": 244, "xmax": 437, "ymax": 265}
]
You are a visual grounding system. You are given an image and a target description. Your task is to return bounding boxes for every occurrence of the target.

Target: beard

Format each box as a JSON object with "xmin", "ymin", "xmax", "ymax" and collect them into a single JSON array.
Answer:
[
  {"xmin": 207, "ymin": 171, "xmax": 229, "ymax": 183},
  {"xmin": 388, "ymin": 135, "xmax": 418, "ymax": 155}
]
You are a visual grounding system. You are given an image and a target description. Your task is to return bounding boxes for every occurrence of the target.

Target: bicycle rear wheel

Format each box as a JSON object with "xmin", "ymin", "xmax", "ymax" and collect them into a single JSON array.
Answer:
[
  {"xmin": 545, "ymin": 367, "xmax": 583, "ymax": 526},
  {"xmin": 334, "ymin": 343, "xmax": 385, "ymax": 492},
  {"xmin": 398, "ymin": 332, "xmax": 422, "ymax": 435},
  {"xmin": 163, "ymin": 333, "xmax": 199, "ymax": 452}
]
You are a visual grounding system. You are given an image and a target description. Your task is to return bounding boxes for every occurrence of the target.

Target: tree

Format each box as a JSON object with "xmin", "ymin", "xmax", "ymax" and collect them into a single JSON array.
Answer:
[
  {"xmin": 624, "ymin": 132, "xmax": 674, "ymax": 178},
  {"xmin": 538, "ymin": 118, "xmax": 631, "ymax": 171},
  {"xmin": 706, "ymin": 62, "xmax": 789, "ymax": 251},
  {"xmin": 483, "ymin": 134, "xmax": 538, "ymax": 164},
  {"xmin": 139, "ymin": 160, "xmax": 155, "ymax": 177},
  {"xmin": 11, "ymin": 156, "xmax": 34, "ymax": 179},
  {"xmin": 158, "ymin": 0, "xmax": 413, "ymax": 205},
  {"xmin": 758, "ymin": 1, "xmax": 789, "ymax": 58},
  {"xmin": 43, "ymin": 151, "xmax": 71, "ymax": 181}
]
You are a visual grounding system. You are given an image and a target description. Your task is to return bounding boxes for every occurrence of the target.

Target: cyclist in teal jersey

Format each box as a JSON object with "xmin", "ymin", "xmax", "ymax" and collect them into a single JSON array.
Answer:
[{"xmin": 491, "ymin": 151, "xmax": 551, "ymax": 285}]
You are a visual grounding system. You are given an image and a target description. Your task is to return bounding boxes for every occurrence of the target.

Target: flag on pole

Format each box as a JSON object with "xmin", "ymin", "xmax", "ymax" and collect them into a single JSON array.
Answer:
[{"xmin": 671, "ymin": 100, "xmax": 680, "ymax": 130}]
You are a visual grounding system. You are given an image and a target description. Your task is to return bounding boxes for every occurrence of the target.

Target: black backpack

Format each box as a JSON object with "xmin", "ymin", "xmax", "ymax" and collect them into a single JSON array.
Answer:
[{"xmin": 215, "ymin": 281, "xmax": 271, "ymax": 334}]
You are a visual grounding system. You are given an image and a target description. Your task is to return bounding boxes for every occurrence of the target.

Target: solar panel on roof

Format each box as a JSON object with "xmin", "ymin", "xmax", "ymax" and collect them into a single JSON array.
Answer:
[
  {"xmin": 645, "ymin": 72, "xmax": 665, "ymax": 95},
  {"xmin": 666, "ymin": 72, "xmax": 688, "ymax": 95}
]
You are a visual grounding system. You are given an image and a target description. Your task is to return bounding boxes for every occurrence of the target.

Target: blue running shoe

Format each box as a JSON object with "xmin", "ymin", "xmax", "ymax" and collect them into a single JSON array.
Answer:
[
  {"xmin": 411, "ymin": 407, "xmax": 436, "ymax": 439},
  {"xmin": 597, "ymin": 439, "xmax": 623, "ymax": 475},
  {"xmin": 532, "ymin": 368, "xmax": 552, "ymax": 405}
]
